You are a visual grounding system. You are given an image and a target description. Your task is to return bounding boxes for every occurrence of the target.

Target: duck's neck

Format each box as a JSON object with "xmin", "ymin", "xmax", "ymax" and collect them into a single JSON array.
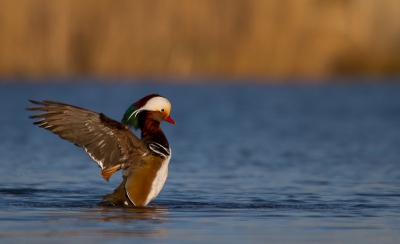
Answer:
[
  {"xmin": 141, "ymin": 118, "xmax": 161, "ymax": 137},
  {"xmin": 141, "ymin": 119, "xmax": 169, "ymax": 148}
]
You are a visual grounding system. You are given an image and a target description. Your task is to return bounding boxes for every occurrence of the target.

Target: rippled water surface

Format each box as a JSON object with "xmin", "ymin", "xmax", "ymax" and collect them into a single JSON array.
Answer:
[{"xmin": 1, "ymin": 80, "xmax": 400, "ymax": 243}]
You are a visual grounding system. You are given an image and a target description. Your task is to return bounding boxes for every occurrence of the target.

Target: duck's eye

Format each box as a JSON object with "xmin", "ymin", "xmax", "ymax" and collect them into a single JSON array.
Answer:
[{"xmin": 161, "ymin": 108, "xmax": 165, "ymax": 112}]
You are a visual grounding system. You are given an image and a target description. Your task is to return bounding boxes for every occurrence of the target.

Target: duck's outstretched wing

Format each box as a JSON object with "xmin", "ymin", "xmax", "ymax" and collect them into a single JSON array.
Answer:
[{"xmin": 27, "ymin": 100, "xmax": 150, "ymax": 180}]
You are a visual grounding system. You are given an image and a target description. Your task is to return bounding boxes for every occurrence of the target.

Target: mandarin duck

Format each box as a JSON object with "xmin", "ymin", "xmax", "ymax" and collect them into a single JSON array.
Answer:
[{"xmin": 27, "ymin": 94, "xmax": 175, "ymax": 206}]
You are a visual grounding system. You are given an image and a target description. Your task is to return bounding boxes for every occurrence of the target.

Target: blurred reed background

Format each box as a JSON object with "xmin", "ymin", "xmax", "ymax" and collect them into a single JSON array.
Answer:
[{"xmin": 0, "ymin": 0, "xmax": 399, "ymax": 80}]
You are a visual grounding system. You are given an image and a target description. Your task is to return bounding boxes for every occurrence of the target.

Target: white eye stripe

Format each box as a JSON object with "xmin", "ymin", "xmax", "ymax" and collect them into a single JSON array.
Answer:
[{"xmin": 142, "ymin": 97, "xmax": 171, "ymax": 112}]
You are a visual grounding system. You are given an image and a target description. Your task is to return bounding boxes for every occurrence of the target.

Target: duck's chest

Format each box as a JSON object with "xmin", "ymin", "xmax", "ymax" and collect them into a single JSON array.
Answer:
[
  {"xmin": 125, "ymin": 153, "xmax": 171, "ymax": 206},
  {"xmin": 151, "ymin": 155, "xmax": 170, "ymax": 198}
]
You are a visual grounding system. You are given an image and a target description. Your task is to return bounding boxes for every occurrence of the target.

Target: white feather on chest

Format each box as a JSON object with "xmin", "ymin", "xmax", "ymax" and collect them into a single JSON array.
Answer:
[{"xmin": 145, "ymin": 150, "xmax": 171, "ymax": 205}]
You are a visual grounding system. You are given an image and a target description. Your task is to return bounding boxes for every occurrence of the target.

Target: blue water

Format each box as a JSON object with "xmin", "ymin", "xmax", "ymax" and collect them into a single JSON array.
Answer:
[{"xmin": 0, "ymin": 79, "xmax": 400, "ymax": 243}]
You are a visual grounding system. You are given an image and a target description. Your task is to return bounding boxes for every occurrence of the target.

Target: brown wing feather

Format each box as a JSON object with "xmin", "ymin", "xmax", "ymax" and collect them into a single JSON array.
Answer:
[{"xmin": 27, "ymin": 100, "xmax": 150, "ymax": 177}]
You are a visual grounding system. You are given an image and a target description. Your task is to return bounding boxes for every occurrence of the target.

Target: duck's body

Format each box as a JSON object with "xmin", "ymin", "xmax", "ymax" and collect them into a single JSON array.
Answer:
[{"xmin": 27, "ymin": 94, "xmax": 175, "ymax": 207}]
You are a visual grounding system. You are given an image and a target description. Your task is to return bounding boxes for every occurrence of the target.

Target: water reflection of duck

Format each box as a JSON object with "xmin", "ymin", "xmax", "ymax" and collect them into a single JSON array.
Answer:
[
  {"xmin": 83, "ymin": 206, "xmax": 169, "ymax": 237},
  {"xmin": 98, "ymin": 205, "xmax": 169, "ymax": 222},
  {"xmin": 27, "ymin": 94, "xmax": 176, "ymax": 207}
]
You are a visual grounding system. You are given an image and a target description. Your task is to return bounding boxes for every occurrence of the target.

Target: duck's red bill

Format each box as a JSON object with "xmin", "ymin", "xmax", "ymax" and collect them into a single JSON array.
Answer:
[{"xmin": 165, "ymin": 115, "xmax": 176, "ymax": 124}]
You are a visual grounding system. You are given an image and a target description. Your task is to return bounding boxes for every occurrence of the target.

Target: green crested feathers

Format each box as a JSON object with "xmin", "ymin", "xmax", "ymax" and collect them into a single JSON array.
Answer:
[{"xmin": 121, "ymin": 104, "xmax": 141, "ymax": 130}]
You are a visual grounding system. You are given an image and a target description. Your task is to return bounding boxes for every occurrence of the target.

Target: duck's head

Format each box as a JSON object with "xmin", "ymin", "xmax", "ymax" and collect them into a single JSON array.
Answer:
[{"xmin": 122, "ymin": 94, "xmax": 176, "ymax": 130}]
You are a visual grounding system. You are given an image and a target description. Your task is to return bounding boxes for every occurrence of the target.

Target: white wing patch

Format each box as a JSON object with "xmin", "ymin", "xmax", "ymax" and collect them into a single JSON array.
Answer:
[
  {"xmin": 82, "ymin": 126, "xmax": 122, "ymax": 170},
  {"xmin": 84, "ymin": 148, "xmax": 105, "ymax": 169}
]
